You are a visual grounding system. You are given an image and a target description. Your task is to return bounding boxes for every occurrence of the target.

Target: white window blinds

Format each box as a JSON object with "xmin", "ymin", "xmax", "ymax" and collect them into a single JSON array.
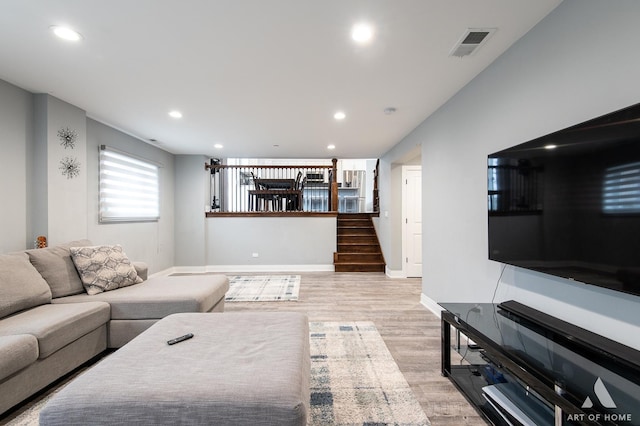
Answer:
[{"xmin": 99, "ymin": 146, "xmax": 160, "ymax": 222}]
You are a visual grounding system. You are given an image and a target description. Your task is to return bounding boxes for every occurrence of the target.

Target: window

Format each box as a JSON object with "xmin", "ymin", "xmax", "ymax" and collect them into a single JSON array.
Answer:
[
  {"xmin": 603, "ymin": 161, "xmax": 640, "ymax": 214},
  {"xmin": 99, "ymin": 146, "xmax": 160, "ymax": 222}
]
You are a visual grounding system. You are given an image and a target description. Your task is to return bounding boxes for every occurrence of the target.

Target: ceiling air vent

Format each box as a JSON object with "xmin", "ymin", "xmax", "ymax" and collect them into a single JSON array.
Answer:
[{"xmin": 449, "ymin": 28, "xmax": 496, "ymax": 58}]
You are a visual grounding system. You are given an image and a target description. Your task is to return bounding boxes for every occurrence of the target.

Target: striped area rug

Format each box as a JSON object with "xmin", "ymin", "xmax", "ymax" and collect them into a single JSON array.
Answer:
[
  {"xmin": 309, "ymin": 321, "xmax": 430, "ymax": 425},
  {"xmin": 225, "ymin": 274, "xmax": 300, "ymax": 301}
]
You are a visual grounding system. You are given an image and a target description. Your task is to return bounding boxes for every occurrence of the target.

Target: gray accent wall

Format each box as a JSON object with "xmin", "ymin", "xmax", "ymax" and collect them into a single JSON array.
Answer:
[
  {"xmin": 1, "ymin": 78, "xmax": 335, "ymax": 273},
  {"xmin": 33, "ymin": 95, "xmax": 88, "ymax": 245},
  {"xmin": 379, "ymin": 0, "xmax": 640, "ymax": 349},
  {"xmin": 174, "ymin": 155, "xmax": 208, "ymax": 267},
  {"xmin": 86, "ymin": 119, "xmax": 175, "ymax": 273},
  {"xmin": 205, "ymin": 216, "xmax": 336, "ymax": 269},
  {"xmin": 0, "ymin": 79, "xmax": 32, "ymax": 252},
  {"xmin": 0, "ymin": 84, "xmax": 176, "ymax": 273}
]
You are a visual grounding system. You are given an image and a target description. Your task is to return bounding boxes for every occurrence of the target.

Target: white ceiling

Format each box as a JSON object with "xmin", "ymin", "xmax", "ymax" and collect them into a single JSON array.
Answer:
[{"xmin": 0, "ymin": 0, "xmax": 562, "ymax": 158}]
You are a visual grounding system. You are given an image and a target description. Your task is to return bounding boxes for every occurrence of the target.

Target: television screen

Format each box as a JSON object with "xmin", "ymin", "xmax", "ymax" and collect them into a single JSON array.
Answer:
[{"xmin": 488, "ymin": 103, "xmax": 640, "ymax": 297}]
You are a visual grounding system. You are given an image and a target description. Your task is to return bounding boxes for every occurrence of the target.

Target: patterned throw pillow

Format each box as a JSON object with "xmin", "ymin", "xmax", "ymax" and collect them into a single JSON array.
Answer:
[{"xmin": 70, "ymin": 245, "xmax": 143, "ymax": 295}]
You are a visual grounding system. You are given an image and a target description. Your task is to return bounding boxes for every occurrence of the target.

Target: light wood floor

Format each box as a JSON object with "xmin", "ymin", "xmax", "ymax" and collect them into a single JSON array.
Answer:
[{"xmin": 225, "ymin": 271, "xmax": 485, "ymax": 425}]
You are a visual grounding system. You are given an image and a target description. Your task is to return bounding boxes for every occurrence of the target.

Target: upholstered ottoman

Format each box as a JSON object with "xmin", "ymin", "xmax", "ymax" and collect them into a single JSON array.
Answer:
[{"xmin": 40, "ymin": 312, "xmax": 310, "ymax": 426}]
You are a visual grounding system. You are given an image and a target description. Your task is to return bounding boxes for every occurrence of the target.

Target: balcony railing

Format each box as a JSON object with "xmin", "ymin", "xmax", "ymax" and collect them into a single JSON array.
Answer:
[
  {"xmin": 205, "ymin": 158, "xmax": 380, "ymax": 215},
  {"xmin": 206, "ymin": 162, "xmax": 344, "ymax": 213}
]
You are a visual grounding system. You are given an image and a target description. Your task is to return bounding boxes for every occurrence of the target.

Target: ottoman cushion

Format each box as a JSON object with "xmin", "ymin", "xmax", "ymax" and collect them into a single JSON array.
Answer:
[{"xmin": 40, "ymin": 311, "xmax": 310, "ymax": 426}]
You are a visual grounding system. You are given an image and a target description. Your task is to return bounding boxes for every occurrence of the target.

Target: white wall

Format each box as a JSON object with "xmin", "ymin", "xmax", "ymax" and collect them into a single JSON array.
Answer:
[{"xmin": 382, "ymin": 0, "xmax": 640, "ymax": 349}]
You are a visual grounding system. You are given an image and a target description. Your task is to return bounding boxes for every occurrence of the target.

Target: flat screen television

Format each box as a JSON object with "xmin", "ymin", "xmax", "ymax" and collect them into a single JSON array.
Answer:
[{"xmin": 488, "ymin": 103, "xmax": 640, "ymax": 297}]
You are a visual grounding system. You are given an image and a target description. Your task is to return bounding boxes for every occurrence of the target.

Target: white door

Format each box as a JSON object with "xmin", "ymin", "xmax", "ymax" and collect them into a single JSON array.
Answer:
[{"xmin": 403, "ymin": 166, "xmax": 422, "ymax": 277}]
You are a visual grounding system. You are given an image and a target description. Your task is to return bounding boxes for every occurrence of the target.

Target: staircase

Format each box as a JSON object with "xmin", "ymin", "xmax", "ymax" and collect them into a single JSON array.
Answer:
[{"xmin": 334, "ymin": 213, "xmax": 385, "ymax": 272}]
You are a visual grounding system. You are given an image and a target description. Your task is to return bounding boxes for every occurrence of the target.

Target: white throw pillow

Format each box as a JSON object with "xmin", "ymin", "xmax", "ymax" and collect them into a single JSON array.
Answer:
[{"xmin": 70, "ymin": 245, "xmax": 143, "ymax": 295}]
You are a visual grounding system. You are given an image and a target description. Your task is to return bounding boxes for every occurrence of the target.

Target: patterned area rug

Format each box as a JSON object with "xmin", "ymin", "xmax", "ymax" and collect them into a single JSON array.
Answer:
[
  {"xmin": 225, "ymin": 274, "xmax": 300, "ymax": 301},
  {"xmin": 309, "ymin": 321, "xmax": 430, "ymax": 425}
]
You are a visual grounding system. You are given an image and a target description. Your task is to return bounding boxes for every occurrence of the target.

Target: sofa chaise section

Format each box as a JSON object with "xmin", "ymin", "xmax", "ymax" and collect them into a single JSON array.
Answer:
[{"xmin": 53, "ymin": 274, "xmax": 229, "ymax": 348}]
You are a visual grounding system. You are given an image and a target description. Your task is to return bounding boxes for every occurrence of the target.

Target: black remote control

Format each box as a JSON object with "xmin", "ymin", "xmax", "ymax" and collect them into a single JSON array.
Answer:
[{"xmin": 167, "ymin": 333, "xmax": 194, "ymax": 345}]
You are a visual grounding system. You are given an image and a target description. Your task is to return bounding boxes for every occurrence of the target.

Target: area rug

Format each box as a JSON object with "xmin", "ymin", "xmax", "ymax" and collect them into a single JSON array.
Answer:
[
  {"xmin": 309, "ymin": 321, "xmax": 430, "ymax": 425},
  {"xmin": 225, "ymin": 274, "xmax": 300, "ymax": 301}
]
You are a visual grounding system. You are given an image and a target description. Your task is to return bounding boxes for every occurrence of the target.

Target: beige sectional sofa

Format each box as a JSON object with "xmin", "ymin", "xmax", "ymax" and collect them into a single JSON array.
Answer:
[{"xmin": 0, "ymin": 240, "xmax": 229, "ymax": 415}]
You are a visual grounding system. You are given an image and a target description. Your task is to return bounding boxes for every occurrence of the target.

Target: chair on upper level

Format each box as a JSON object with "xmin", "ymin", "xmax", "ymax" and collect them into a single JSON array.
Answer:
[
  {"xmin": 285, "ymin": 172, "xmax": 304, "ymax": 211},
  {"xmin": 249, "ymin": 172, "xmax": 276, "ymax": 211}
]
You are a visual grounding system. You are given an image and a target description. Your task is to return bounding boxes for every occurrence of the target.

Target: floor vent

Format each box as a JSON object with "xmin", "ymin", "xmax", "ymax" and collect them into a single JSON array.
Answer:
[{"xmin": 449, "ymin": 28, "xmax": 496, "ymax": 58}]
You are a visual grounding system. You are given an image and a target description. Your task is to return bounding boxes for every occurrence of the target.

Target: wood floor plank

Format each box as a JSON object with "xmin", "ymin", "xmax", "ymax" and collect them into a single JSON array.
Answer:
[{"xmin": 225, "ymin": 271, "xmax": 485, "ymax": 425}]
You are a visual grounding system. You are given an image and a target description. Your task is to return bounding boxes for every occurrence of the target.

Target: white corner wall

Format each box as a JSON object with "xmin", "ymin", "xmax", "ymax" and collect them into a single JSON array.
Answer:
[{"xmin": 384, "ymin": 0, "xmax": 640, "ymax": 349}]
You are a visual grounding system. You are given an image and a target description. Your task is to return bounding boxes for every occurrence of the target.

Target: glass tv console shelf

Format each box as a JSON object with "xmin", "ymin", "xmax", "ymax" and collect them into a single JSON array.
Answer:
[{"xmin": 440, "ymin": 301, "xmax": 640, "ymax": 426}]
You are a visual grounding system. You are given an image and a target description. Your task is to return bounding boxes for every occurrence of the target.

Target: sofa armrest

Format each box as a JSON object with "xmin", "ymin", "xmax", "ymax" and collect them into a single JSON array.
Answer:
[{"xmin": 132, "ymin": 262, "xmax": 148, "ymax": 281}]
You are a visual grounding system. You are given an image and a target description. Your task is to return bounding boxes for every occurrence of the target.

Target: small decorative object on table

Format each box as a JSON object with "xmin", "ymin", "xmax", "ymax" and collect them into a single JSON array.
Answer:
[{"xmin": 34, "ymin": 235, "xmax": 47, "ymax": 249}]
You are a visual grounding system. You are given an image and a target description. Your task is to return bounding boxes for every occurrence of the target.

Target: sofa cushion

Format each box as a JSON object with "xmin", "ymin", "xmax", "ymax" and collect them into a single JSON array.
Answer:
[
  {"xmin": 70, "ymin": 245, "xmax": 143, "ymax": 296},
  {"xmin": 25, "ymin": 240, "xmax": 92, "ymax": 298},
  {"xmin": 0, "ymin": 302, "xmax": 110, "ymax": 359},
  {"xmin": 53, "ymin": 274, "xmax": 229, "ymax": 320},
  {"xmin": 0, "ymin": 334, "xmax": 39, "ymax": 381},
  {"xmin": 0, "ymin": 253, "xmax": 52, "ymax": 319}
]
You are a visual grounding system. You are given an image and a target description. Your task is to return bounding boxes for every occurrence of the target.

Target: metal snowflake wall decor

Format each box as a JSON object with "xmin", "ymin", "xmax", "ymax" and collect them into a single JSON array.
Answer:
[
  {"xmin": 57, "ymin": 127, "xmax": 77, "ymax": 149},
  {"xmin": 59, "ymin": 156, "xmax": 81, "ymax": 179}
]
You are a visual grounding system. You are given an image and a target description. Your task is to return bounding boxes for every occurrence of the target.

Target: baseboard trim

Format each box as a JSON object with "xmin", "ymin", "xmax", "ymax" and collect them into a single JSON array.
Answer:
[
  {"xmin": 385, "ymin": 267, "xmax": 406, "ymax": 278},
  {"xmin": 420, "ymin": 293, "xmax": 442, "ymax": 318},
  {"xmin": 198, "ymin": 264, "xmax": 335, "ymax": 273}
]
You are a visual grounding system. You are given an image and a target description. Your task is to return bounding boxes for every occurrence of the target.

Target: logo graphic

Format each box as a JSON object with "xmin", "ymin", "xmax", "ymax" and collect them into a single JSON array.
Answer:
[{"xmin": 582, "ymin": 377, "xmax": 617, "ymax": 409}]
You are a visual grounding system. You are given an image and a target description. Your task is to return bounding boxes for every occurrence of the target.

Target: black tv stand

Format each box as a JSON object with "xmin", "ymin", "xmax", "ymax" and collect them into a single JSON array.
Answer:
[{"xmin": 440, "ymin": 301, "xmax": 640, "ymax": 425}]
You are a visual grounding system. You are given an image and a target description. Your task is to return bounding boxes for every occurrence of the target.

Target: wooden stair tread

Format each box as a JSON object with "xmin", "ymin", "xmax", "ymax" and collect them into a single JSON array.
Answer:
[{"xmin": 335, "ymin": 213, "xmax": 385, "ymax": 272}]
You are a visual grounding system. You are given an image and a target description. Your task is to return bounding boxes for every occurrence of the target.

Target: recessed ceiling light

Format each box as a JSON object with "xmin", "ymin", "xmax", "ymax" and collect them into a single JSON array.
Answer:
[
  {"xmin": 334, "ymin": 111, "xmax": 346, "ymax": 120},
  {"xmin": 50, "ymin": 25, "xmax": 82, "ymax": 42},
  {"xmin": 327, "ymin": 144, "xmax": 336, "ymax": 150},
  {"xmin": 214, "ymin": 144, "xmax": 223, "ymax": 149},
  {"xmin": 168, "ymin": 110, "xmax": 183, "ymax": 119},
  {"xmin": 351, "ymin": 23, "xmax": 374, "ymax": 44},
  {"xmin": 545, "ymin": 144, "xmax": 557, "ymax": 150}
]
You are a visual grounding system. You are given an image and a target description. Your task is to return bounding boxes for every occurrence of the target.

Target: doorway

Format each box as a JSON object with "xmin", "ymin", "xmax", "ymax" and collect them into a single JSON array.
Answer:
[{"xmin": 402, "ymin": 166, "xmax": 422, "ymax": 277}]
